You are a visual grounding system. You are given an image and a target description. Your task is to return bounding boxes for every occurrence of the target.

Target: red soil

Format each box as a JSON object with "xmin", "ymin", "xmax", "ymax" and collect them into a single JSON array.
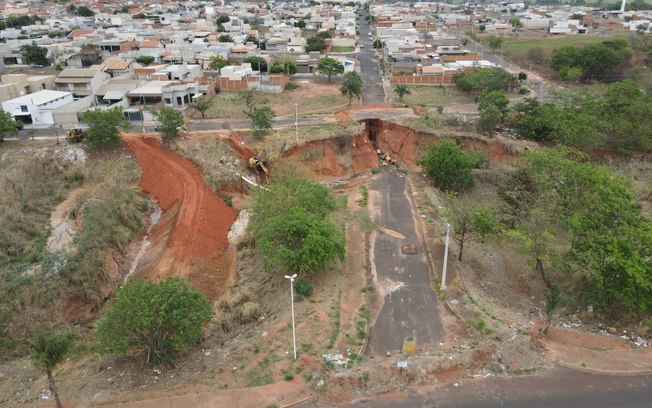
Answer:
[{"xmin": 124, "ymin": 135, "xmax": 237, "ymax": 298}]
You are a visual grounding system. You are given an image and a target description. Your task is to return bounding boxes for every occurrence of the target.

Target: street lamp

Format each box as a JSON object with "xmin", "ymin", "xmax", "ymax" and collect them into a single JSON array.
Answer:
[
  {"xmin": 441, "ymin": 223, "xmax": 450, "ymax": 289},
  {"xmin": 284, "ymin": 273, "xmax": 298, "ymax": 360},
  {"xmin": 294, "ymin": 102, "xmax": 299, "ymax": 145}
]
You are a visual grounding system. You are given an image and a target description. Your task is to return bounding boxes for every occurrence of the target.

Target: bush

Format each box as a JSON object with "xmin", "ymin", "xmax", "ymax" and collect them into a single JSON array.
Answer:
[
  {"xmin": 518, "ymin": 87, "xmax": 530, "ymax": 94},
  {"xmin": 214, "ymin": 85, "xmax": 221, "ymax": 94},
  {"xmin": 285, "ymin": 82, "xmax": 300, "ymax": 91},
  {"xmin": 418, "ymin": 140, "xmax": 475, "ymax": 192},
  {"xmin": 238, "ymin": 302, "xmax": 261, "ymax": 323},
  {"xmin": 294, "ymin": 278, "xmax": 313, "ymax": 297},
  {"xmin": 96, "ymin": 278, "xmax": 212, "ymax": 363}
]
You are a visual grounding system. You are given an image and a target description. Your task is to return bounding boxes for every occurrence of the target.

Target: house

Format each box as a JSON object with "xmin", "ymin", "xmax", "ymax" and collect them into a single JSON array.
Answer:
[
  {"xmin": 94, "ymin": 79, "xmax": 142, "ymax": 106},
  {"xmin": 0, "ymin": 74, "xmax": 56, "ymax": 103},
  {"xmin": 54, "ymin": 67, "xmax": 110, "ymax": 98},
  {"xmin": 1, "ymin": 90, "xmax": 74, "ymax": 125},
  {"xmin": 102, "ymin": 59, "xmax": 134, "ymax": 78},
  {"xmin": 127, "ymin": 80, "xmax": 199, "ymax": 107}
]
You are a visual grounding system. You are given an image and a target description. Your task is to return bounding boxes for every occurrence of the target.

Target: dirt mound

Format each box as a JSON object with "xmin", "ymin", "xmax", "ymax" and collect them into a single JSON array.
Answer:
[{"xmin": 124, "ymin": 136, "xmax": 237, "ymax": 299}]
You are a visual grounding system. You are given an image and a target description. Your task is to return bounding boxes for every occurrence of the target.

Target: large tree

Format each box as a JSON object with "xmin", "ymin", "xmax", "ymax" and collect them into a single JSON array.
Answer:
[
  {"xmin": 445, "ymin": 193, "xmax": 499, "ymax": 262},
  {"xmin": 83, "ymin": 106, "xmax": 130, "ymax": 149},
  {"xmin": 243, "ymin": 56, "xmax": 267, "ymax": 72},
  {"xmin": 250, "ymin": 175, "xmax": 344, "ymax": 277},
  {"xmin": 418, "ymin": 140, "xmax": 475, "ymax": 192},
  {"xmin": 454, "ymin": 68, "xmax": 517, "ymax": 94},
  {"xmin": 340, "ymin": 71, "xmax": 362, "ymax": 106},
  {"xmin": 30, "ymin": 329, "xmax": 72, "ymax": 408},
  {"xmin": 209, "ymin": 55, "xmax": 229, "ymax": 70},
  {"xmin": 153, "ymin": 107, "xmax": 185, "ymax": 145},
  {"xmin": 315, "ymin": 57, "xmax": 343, "ymax": 81},
  {"xmin": 246, "ymin": 105, "xmax": 275, "ymax": 137},
  {"xmin": 21, "ymin": 42, "xmax": 49, "ymax": 66},
  {"xmin": 190, "ymin": 99, "xmax": 212, "ymax": 118},
  {"xmin": 0, "ymin": 111, "xmax": 19, "ymax": 142},
  {"xmin": 97, "ymin": 278, "xmax": 212, "ymax": 363}
]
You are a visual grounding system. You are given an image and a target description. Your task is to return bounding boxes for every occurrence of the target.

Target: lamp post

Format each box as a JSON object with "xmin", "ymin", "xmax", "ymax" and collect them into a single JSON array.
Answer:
[
  {"xmin": 284, "ymin": 273, "xmax": 298, "ymax": 360},
  {"xmin": 441, "ymin": 223, "xmax": 450, "ymax": 289},
  {"xmin": 294, "ymin": 102, "xmax": 299, "ymax": 145}
]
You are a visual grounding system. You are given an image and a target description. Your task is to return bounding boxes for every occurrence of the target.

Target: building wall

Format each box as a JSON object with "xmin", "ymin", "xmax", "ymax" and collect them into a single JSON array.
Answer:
[
  {"xmin": 391, "ymin": 74, "xmax": 455, "ymax": 85},
  {"xmin": 52, "ymin": 95, "xmax": 93, "ymax": 125}
]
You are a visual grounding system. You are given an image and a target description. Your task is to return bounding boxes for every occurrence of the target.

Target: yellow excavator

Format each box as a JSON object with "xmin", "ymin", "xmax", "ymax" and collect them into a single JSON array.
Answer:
[
  {"xmin": 248, "ymin": 156, "xmax": 269, "ymax": 175},
  {"xmin": 65, "ymin": 128, "xmax": 85, "ymax": 143}
]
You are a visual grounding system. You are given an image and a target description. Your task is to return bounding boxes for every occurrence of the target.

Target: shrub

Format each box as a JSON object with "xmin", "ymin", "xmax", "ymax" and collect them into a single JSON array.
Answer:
[
  {"xmin": 294, "ymin": 278, "xmax": 313, "ymax": 297},
  {"xmin": 285, "ymin": 82, "xmax": 300, "ymax": 91},
  {"xmin": 238, "ymin": 302, "xmax": 261, "ymax": 323}
]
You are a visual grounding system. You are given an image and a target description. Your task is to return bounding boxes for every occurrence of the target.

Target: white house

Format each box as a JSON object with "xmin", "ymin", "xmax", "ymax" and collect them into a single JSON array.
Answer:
[{"xmin": 1, "ymin": 90, "xmax": 74, "ymax": 125}]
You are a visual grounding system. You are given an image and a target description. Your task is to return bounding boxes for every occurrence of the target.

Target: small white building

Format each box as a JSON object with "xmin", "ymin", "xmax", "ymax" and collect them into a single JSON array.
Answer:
[{"xmin": 1, "ymin": 90, "xmax": 74, "ymax": 125}]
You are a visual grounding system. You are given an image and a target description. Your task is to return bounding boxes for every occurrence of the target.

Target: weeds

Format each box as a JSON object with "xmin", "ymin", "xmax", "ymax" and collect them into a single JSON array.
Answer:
[{"xmin": 357, "ymin": 185, "xmax": 368, "ymax": 207}]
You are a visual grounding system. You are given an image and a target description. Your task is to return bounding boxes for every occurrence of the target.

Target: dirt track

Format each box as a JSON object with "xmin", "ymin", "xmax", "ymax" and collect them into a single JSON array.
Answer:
[{"xmin": 124, "ymin": 135, "xmax": 237, "ymax": 298}]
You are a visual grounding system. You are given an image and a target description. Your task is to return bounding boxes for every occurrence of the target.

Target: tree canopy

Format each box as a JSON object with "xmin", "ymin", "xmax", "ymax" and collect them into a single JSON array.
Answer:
[
  {"xmin": 418, "ymin": 140, "xmax": 476, "ymax": 192},
  {"xmin": 135, "ymin": 55, "xmax": 155, "ymax": 66},
  {"xmin": 21, "ymin": 43, "xmax": 49, "ymax": 66},
  {"xmin": 550, "ymin": 40, "xmax": 632, "ymax": 82},
  {"xmin": 30, "ymin": 329, "xmax": 72, "ymax": 408},
  {"xmin": 83, "ymin": 106, "xmax": 130, "ymax": 149},
  {"xmin": 340, "ymin": 71, "xmax": 362, "ymax": 106},
  {"xmin": 316, "ymin": 57, "xmax": 343, "ymax": 81},
  {"xmin": 250, "ymin": 175, "xmax": 344, "ymax": 277},
  {"xmin": 97, "ymin": 278, "xmax": 211, "ymax": 363},
  {"xmin": 0, "ymin": 111, "xmax": 19, "ymax": 142},
  {"xmin": 209, "ymin": 55, "xmax": 229, "ymax": 70},
  {"xmin": 454, "ymin": 68, "xmax": 517, "ymax": 94},
  {"xmin": 153, "ymin": 107, "xmax": 185, "ymax": 145},
  {"xmin": 305, "ymin": 36, "xmax": 327, "ymax": 52},
  {"xmin": 243, "ymin": 56, "xmax": 267, "ymax": 72}
]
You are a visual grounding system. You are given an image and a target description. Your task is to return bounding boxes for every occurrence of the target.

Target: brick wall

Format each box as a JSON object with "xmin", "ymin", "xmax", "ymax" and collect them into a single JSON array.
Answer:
[{"xmin": 391, "ymin": 74, "xmax": 455, "ymax": 85}]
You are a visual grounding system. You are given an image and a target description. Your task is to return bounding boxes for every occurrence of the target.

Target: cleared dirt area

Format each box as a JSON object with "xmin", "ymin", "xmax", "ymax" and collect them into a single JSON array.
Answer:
[{"xmin": 123, "ymin": 135, "xmax": 237, "ymax": 299}]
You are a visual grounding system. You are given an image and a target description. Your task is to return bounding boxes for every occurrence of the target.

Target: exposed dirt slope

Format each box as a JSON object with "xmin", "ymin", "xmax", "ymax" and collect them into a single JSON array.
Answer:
[{"xmin": 124, "ymin": 135, "xmax": 237, "ymax": 298}]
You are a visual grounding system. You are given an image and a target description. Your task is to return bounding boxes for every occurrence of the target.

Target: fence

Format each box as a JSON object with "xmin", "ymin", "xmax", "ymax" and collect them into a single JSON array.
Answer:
[{"xmin": 391, "ymin": 74, "xmax": 455, "ymax": 85}]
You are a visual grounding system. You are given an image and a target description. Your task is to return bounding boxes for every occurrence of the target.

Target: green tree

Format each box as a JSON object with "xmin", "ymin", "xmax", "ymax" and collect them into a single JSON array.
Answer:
[
  {"xmin": 238, "ymin": 89, "xmax": 267, "ymax": 116},
  {"xmin": 527, "ymin": 46, "xmax": 545, "ymax": 63},
  {"xmin": 97, "ymin": 278, "xmax": 211, "ymax": 363},
  {"xmin": 394, "ymin": 84, "xmax": 411, "ymax": 101},
  {"xmin": 76, "ymin": 5, "xmax": 95, "ymax": 16},
  {"xmin": 479, "ymin": 24, "xmax": 486, "ymax": 32},
  {"xmin": 251, "ymin": 175, "xmax": 344, "ymax": 277},
  {"xmin": 246, "ymin": 105, "xmax": 275, "ymax": 137},
  {"xmin": 509, "ymin": 17, "xmax": 524, "ymax": 28},
  {"xmin": 218, "ymin": 34, "xmax": 234, "ymax": 42},
  {"xmin": 295, "ymin": 19, "xmax": 306, "ymax": 28},
  {"xmin": 454, "ymin": 68, "xmax": 517, "ymax": 93},
  {"xmin": 551, "ymin": 42, "xmax": 630, "ymax": 82},
  {"xmin": 20, "ymin": 42, "xmax": 49, "ymax": 66},
  {"xmin": 244, "ymin": 34, "xmax": 259, "ymax": 45},
  {"xmin": 0, "ymin": 111, "xmax": 19, "ymax": 142},
  {"xmin": 256, "ymin": 206, "xmax": 345, "ymax": 277},
  {"xmin": 243, "ymin": 56, "xmax": 267, "ymax": 72},
  {"xmin": 559, "ymin": 66, "xmax": 583, "ymax": 82},
  {"xmin": 340, "ymin": 71, "xmax": 362, "ymax": 106},
  {"xmin": 315, "ymin": 57, "xmax": 343, "ymax": 81},
  {"xmin": 305, "ymin": 36, "xmax": 326, "ymax": 52},
  {"xmin": 478, "ymin": 104, "xmax": 502, "ymax": 134},
  {"xmin": 82, "ymin": 106, "xmax": 130, "ymax": 149},
  {"xmin": 270, "ymin": 59, "xmax": 297, "ymax": 75},
  {"xmin": 486, "ymin": 35, "xmax": 504, "ymax": 50},
  {"xmin": 30, "ymin": 329, "xmax": 72, "ymax": 408},
  {"xmin": 135, "ymin": 55, "xmax": 155, "ymax": 66},
  {"xmin": 190, "ymin": 99, "xmax": 212, "ymax": 118},
  {"xmin": 216, "ymin": 14, "xmax": 230, "ymax": 24},
  {"xmin": 445, "ymin": 193, "xmax": 498, "ymax": 261},
  {"xmin": 373, "ymin": 39, "xmax": 383, "ymax": 48},
  {"xmin": 418, "ymin": 140, "xmax": 475, "ymax": 192},
  {"xmin": 153, "ymin": 107, "xmax": 185, "ymax": 145},
  {"xmin": 209, "ymin": 55, "xmax": 229, "ymax": 70},
  {"xmin": 48, "ymin": 31, "xmax": 62, "ymax": 38},
  {"xmin": 476, "ymin": 90, "xmax": 509, "ymax": 113}
]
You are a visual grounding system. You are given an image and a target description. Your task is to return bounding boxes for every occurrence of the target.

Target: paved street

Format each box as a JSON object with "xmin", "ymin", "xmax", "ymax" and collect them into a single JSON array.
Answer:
[
  {"xmin": 367, "ymin": 172, "xmax": 443, "ymax": 355},
  {"xmin": 357, "ymin": 11, "xmax": 386, "ymax": 104},
  {"xmin": 300, "ymin": 365, "xmax": 652, "ymax": 407}
]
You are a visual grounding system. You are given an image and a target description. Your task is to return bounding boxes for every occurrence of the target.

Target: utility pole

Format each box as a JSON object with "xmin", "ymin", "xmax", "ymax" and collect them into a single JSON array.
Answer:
[
  {"xmin": 441, "ymin": 223, "xmax": 450, "ymax": 289},
  {"xmin": 294, "ymin": 102, "xmax": 298, "ymax": 145}
]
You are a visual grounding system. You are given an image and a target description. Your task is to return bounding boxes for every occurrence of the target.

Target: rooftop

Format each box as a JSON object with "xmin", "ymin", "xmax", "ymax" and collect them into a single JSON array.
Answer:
[{"xmin": 3, "ymin": 90, "xmax": 72, "ymax": 106}]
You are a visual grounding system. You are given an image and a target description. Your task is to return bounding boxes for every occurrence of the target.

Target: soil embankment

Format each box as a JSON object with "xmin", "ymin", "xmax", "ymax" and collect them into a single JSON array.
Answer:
[
  {"xmin": 124, "ymin": 135, "xmax": 237, "ymax": 298},
  {"xmin": 363, "ymin": 119, "xmax": 531, "ymax": 166}
]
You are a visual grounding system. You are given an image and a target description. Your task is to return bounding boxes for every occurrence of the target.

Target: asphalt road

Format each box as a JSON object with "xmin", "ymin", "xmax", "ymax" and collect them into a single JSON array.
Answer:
[
  {"xmin": 300, "ymin": 366, "xmax": 652, "ymax": 407},
  {"xmin": 357, "ymin": 11, "xmax": 386, "ymax": 104},
  {"xmin": 367, "ymin": 172, "xmax": 443, "ymax": 355}
]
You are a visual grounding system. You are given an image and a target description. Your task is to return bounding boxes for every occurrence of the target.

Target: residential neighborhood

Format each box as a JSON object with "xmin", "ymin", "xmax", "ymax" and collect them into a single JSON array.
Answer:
[{"xmin": 0, "ymin": 1, "xmax": 651, "ymax": 408}]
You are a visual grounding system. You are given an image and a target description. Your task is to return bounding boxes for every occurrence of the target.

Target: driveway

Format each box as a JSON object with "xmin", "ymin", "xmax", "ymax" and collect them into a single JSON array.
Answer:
[{"xmin": 367, "ymin": 172, "xmax": 443, "ymax": 355}]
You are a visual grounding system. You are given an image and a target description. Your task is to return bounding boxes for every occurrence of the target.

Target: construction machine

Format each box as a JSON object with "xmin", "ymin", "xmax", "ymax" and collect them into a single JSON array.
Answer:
[
  {"xmin": 248, "ymin": 156, "xmax": 269, "ymax": 175},
  {"xmin": 65, "ymin": 128, "xmax": 85, "ymax": 143}
]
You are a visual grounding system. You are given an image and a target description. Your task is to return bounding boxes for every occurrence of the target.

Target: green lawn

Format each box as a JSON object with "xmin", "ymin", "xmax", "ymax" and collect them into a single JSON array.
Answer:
[
  {"xmin": 488, "ymin": 34, "xmax": 628, "ymax": 62},
  {"xmin": 330, "ymin": 46, "xmax": 356, "ymax": 52},
  {"xmin": 394, "ymin": 85, "xmax": 476, "ymax": 107}
]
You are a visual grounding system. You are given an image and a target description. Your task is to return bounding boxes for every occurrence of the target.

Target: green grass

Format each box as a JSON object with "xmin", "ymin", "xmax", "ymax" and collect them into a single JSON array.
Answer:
[
  {"xmin": 396, "ymin": 85, "xmax": 476, "ymax": 107},
  {"xmin": 204, "ymin": 92, "xmax": 348, "ymax": 119},
  {"xmin": 331, "ymin": 46, "xmax": 356, "ymax": 52},
  {"xmin": 490, "ymin": 34, "xmax": 628, "ymax": 63}
]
